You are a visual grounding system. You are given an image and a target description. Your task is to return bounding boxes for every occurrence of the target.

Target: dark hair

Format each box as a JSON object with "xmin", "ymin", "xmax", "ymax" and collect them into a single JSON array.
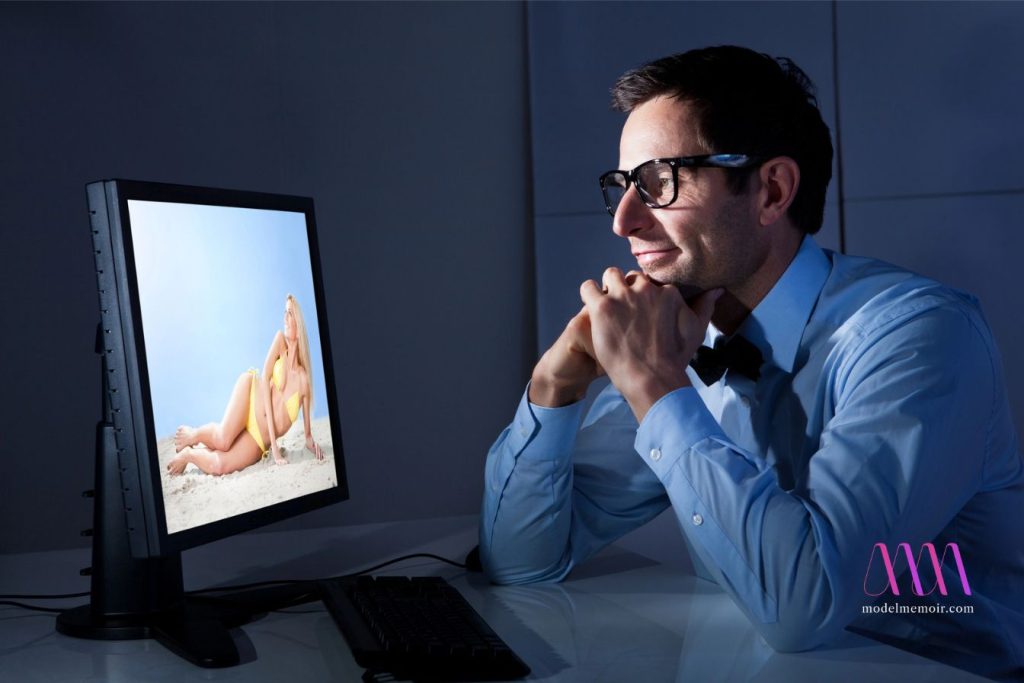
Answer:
[{"xmin": 611, "ymin": 46, "xmax": 833, "ymax": 235}]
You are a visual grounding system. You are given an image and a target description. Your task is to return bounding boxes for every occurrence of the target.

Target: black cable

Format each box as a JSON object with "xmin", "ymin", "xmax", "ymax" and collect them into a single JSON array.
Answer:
[
  {"xmin": 343, "ymin": 552, "xmax": 468, "ymax": 577},
  {"xmin": 0, "ymin": 592, "xmax": 90, "ymax": 614},
  {"xmin": 0, "ymin": 592, "xmax": 89, "ymax": 600},
  {"xmin": 0, "ymin": 600, "xmax": 65, "ymax": 614}
]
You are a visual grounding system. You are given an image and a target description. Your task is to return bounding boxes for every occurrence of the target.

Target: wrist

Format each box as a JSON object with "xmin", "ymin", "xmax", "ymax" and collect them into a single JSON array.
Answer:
[
  {"xmin": 528, "ymin": 372, "xmax": 587, "ymax": 408},
  {"xmin": 620, "ymin": 372, "xmax": 691, "ymax": 423}
]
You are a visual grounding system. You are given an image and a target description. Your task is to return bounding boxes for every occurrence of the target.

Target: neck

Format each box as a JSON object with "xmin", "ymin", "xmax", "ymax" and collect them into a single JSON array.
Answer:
[
  {"xmin": 710, "ymin": 292, "xmax": 752, "ymax": 336},
  {"xmin": 711, "ymin": 229, "xmax": 803, "ymax": 336}
]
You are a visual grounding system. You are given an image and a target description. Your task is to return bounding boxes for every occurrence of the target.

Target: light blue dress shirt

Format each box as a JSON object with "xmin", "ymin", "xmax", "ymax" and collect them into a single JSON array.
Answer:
[{"xmin": 480, "ymin": 236, "xmax": 1024, "ymax": 676}]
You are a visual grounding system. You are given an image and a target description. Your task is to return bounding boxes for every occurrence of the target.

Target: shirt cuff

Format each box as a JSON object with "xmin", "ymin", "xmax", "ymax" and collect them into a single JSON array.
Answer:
[
  {"xmin": 504, "ymin": 382, "xmax": 586, "ymax": 461},
  {"xmin": 634, "ymin": 386, "xmax": 727, "ymax": 477}
]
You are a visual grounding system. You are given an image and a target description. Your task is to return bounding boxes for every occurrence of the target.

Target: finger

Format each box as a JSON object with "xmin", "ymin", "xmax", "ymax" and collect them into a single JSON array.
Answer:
[
  {"xmin": 601, "ymin": 266, "xmax": 626, "ymax": 294},
  {"xmin": 566, "ymin": 307, "xmax": 605, "ymax": 374},
  {"xmin": 571, "ymin": 308, "xmax": 597, "ymax": 358},
  {"xmin": 580, "ymin": 279, "xmax": 605, "ymax": 306},
  {"xmin": 567, "ymin": 305, "xmax": 591, "ymax": 331},
  {"xmin": 624, "ymin": 270, "xmax": 644, "ymax": 286}
]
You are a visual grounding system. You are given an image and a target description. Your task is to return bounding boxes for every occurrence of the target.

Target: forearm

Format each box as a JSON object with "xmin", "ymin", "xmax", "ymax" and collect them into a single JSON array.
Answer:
[
  {"xmin": 480, "ymin": 387, "xmax": 586, "ymax": 584},
  {"xmin": 481, "ymin": 383, "xmax": 670, "ymax": 585},
  {"xmin": 639, "ymin": 371, "xmax": 987, "ymax": 652},
  {"xmin": 636, "ymin": 389, "xmax": 859, "ymax": 649},
  {"xmin": 642, "ymin": 402, "xmax": 832, "ymax": 649}
]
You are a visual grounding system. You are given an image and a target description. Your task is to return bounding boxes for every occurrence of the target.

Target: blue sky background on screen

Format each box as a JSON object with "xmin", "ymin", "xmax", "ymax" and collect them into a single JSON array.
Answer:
[{"xmin": 127, "ymin": 200, "xmax": 329, "ymax": 438}]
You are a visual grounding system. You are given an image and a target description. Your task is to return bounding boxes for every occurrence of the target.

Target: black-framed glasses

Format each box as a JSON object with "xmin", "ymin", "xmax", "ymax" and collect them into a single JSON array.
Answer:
[{"xmin": 598, "ymin": 154, "xmax": 761, "ymax": 217}]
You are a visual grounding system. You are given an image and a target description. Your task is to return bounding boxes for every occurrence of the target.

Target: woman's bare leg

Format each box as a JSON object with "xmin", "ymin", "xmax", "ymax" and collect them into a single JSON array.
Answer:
[
  {"xmin": 167, "ymin": 431, "xmax": 263, "ymax": 476},
  {"xmin": 174, "ymin": 372, "xmax": 253, "ymax": 451}
]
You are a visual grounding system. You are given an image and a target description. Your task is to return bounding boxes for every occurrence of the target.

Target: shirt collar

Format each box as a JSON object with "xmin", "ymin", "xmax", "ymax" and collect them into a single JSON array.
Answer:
[{"xmin": 722, "ymin": 235, "xmax": 831, "ymax": 374}]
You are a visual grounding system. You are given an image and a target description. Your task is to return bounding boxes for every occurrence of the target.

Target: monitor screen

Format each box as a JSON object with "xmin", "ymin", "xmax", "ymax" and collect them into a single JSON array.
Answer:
[
  {"xmin": 127, "ymin": 198, "xmax": 338, "ymax": 534},
  {"xmin": 88, "ymin": 179, "xmax": 348, "ymax": 556}
]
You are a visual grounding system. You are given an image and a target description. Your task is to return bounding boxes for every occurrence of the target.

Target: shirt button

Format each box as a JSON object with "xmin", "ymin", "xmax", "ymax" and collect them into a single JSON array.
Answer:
[
  {"xmin": 692, "ymin": 513, "xmax": 703, "ymax": 526},
  {"xmin": 519, "ymin": 424, "xmax": 529, "ymax": 437},
  {"xmin": 650, "ymin": 448, "xmax": 662, "ymax": 462}
]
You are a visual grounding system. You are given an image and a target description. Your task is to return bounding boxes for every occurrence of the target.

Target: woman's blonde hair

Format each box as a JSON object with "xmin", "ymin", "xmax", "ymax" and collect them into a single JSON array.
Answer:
[{"xmin": 287, "ymin": 294, "xmax": 314, "ymax": 416}]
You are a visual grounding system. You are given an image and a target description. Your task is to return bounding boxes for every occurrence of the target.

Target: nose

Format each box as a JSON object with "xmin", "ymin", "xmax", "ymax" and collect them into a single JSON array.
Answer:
[{"xmin": 611, "ymin": 185, "xmax": 655, "ymax": 238}]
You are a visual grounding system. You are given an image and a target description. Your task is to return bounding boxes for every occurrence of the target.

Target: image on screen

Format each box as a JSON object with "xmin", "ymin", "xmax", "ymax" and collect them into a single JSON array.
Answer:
[{"xmin": 127, "ymin": 199, "xmax": 337, "ymax": 535}]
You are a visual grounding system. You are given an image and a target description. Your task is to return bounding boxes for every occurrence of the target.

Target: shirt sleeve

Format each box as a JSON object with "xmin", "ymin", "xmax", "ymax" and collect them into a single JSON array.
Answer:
[
  {"xmin": 480, "ymin": 382, "xmax": 670, "ymax": 584},
  {"xmin": 635, "ymin": 304, "xmax": 997, "ymax": 652}
]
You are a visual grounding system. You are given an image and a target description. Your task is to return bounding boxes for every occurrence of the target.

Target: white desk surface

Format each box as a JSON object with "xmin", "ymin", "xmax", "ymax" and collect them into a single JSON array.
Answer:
[{"xmin": 0, "ymin": 515, "xmax": 987, "ymax": 682}]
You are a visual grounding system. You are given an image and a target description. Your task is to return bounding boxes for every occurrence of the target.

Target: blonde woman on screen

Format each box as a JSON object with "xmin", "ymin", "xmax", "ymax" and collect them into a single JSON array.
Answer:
[{"xmin": 167, "ymin": 294, "xmax": 325, "ymax": 476}]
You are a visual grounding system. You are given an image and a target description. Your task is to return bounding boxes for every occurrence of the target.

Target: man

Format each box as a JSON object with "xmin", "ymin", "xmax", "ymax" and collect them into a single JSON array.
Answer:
[{"xmin": 479, "ymin": 46, "xmax": 1024, "ymax": 677}]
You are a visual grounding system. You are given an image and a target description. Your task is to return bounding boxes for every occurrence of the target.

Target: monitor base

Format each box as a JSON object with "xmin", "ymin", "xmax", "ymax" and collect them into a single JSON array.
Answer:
[{"xmin": 56, "ymin": 597, "xmax": 245, "ymax": 668}]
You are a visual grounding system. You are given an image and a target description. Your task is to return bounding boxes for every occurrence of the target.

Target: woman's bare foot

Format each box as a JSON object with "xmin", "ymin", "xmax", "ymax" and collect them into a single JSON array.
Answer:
[
  {"xmin": 167, "ymin": 451, "xmax": 190, "ymax": 475},
  {"xmin": 273, "ymin": 451, "xmax": 288, "ymax": 465},
  {"xmin": 174, "ymin": 426, "xmax": 197, "ymax": 452}
]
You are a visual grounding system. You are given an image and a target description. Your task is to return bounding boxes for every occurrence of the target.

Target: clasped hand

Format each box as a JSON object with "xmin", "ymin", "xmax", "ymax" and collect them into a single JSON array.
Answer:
[{"xmin": 530, "ymin": 267, "xmax": 721, "ymax": 422}]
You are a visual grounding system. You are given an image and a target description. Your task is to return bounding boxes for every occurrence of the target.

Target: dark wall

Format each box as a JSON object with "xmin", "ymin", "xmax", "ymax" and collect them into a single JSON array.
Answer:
[{"xmin": 0, "ymin": 1, "xmax": 534, "ymax": 553}]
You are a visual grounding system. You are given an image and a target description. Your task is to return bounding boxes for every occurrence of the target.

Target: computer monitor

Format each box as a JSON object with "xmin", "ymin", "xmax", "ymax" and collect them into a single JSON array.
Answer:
[{"xmin": 57, "ymin": 179, "xmax": 348, "ymax": 667}]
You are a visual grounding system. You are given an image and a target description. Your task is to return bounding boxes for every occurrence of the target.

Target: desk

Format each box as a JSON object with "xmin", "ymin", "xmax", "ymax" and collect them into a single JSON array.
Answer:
[{"xmin": 0, "ymin": 515, "xmax": 986, "ymax": 682}]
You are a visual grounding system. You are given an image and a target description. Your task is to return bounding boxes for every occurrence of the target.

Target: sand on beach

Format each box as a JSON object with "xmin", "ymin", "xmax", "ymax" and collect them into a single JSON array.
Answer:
[{"xmin": 157, "ymin": 417, "xmax": 338, "ymax": 535}]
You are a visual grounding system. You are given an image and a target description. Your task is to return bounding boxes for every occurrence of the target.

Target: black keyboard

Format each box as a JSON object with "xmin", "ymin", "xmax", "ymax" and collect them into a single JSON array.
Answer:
[{"xmin": 319, "ymin": 575, "xmax": 531, "ymax": 681}]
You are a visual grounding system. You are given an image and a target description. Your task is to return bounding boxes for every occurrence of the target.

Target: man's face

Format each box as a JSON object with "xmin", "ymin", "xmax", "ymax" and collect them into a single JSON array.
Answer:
[{"xmin": 613, "ymin": 95, "xmax": 769, "ymax": 294}]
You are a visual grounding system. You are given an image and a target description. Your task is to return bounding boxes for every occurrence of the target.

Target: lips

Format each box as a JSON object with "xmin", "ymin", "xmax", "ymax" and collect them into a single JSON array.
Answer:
[{"xmin": 633, "ymin": 247, "xmax": 678, "ymax": 266}]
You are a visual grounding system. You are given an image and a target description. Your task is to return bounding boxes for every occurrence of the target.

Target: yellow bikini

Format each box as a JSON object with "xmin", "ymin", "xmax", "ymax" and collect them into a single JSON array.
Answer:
[
  {"xmin": 245, "ymin": 356, "xmax": 301, "ymax": 454},
  {"xmin": 273, "ymin": 356, "xmax": 301, "ymax": 423},
  {"xmin": 245, "ymin": 370, "xmax": 266, "ymax": 452}
]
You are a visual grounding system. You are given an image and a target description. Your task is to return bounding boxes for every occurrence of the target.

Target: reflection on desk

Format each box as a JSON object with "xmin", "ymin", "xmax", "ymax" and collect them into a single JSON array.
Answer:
[{"xmin": 0, "ymin": 515, "xmax": 988, "ymax": 682}]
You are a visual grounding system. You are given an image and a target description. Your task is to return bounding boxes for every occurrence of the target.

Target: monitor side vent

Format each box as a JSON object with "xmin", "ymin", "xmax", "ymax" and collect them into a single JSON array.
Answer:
[{"xmin": 87, "ymin": 182, "xmax": 150, "ymax": 558}]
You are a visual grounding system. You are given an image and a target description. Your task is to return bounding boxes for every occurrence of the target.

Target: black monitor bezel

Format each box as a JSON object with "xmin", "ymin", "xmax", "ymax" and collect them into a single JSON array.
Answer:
[{"xmin": 101, "ymin": 178, "xmax": 348, "ymax": 556}]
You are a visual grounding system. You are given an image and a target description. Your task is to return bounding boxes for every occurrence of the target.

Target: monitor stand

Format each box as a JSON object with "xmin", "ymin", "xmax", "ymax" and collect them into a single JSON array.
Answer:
[{"xmin": 55, "ymin": 326, "xmax": 317, "ymax": 668}]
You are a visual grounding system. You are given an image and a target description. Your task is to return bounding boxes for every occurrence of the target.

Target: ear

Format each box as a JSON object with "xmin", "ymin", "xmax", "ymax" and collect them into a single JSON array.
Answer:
[{"xmin": 756, "ymin": 157, "xmax": 800, "ymax": 227}]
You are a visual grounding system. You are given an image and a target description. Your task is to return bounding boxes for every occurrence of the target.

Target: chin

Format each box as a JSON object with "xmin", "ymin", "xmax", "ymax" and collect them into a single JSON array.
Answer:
[
  {"xmin": 640, "ymin": 266, "xmax": 706, "ymax": 299},
  {"xmin": 641, "ymin": 263, "xmax": 686, "ymax": 285}
]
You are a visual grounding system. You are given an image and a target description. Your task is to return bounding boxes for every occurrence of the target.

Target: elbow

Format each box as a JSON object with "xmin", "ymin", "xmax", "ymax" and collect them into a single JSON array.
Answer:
[
  {"xmin": 759, "ymin": 624, "xmax": 829, "ymax": 653},
  {"xmin": 479, "ymin": 542, "xmax": 572, "ymax": 586},
  {"xmin": 756, "ymin": 550, "xmax": 851, "ymax": 652},
  {"xmin": 756, "ymin": 603, "xmax": 847, "ymax": 653}
]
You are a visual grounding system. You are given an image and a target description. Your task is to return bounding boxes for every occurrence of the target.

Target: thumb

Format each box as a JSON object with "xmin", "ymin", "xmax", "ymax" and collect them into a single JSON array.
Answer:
[{"xmin": 687, "ymin": 288, "xmax": 724, "ymax": 332}]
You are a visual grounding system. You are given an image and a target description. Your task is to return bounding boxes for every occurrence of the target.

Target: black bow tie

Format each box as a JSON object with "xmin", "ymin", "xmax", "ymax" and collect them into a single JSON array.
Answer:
[{"xmin": 689, "ymin": 335, "xmax": 764, "ymax": 385}]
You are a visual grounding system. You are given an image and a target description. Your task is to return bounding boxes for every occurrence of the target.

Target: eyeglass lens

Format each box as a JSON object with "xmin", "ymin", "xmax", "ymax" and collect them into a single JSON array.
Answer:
[
  {"xmin": 602, "ymin": 161, "xmax": 677, "ymax": 215},
  {"xmin": 602, "ymin": 172, "xmax": 628, "ymax": 214},
  {"xmin": 637, "ymin": 161, "xmax": 675, "ymax": 205}
]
